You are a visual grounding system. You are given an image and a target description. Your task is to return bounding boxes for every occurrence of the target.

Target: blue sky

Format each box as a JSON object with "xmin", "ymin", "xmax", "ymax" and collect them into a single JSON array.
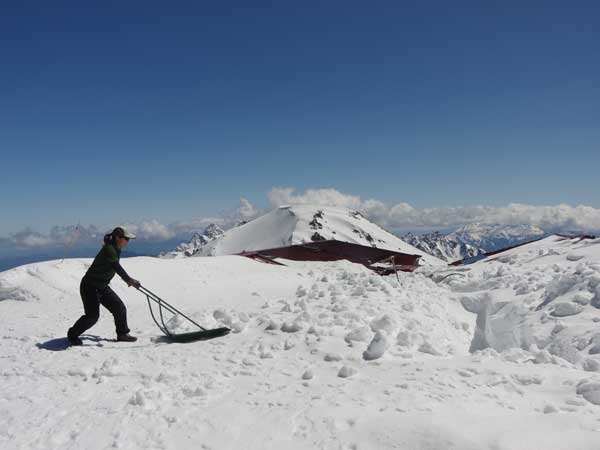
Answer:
[{"xmin": 2, "ymin": 1, "xmax": 599, "ymax": 237}]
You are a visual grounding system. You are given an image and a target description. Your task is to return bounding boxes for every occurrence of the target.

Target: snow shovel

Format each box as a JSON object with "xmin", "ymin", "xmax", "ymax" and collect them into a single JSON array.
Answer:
[{"xmin": 137, "ymin": 285, "xmax": 230, "ymax": 343}]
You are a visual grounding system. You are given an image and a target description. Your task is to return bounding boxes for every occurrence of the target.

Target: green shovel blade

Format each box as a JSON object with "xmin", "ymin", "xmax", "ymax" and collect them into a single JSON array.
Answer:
[{"xmin": 161, "ymin": 327, "xmax": 231, "ymax": 343}]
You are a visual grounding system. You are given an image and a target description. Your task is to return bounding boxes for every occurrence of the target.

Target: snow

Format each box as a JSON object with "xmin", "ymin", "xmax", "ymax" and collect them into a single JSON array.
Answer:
[
  {"xmin": 434, "ymin": 236, "xmax": 600, "ymax": 364},
  {"xmin": 1, "ymin": 234, "xmax": 600, "ymax": 449},
  {"xmin": 551, "ymin": 302, "xmax": 584, "ymax": 317},
  {"xmin": 403, "ymin": 223, "xmax": 547, "ymax": 263},
  {"xmin": 161, "ymin": 224, "xmax": 225, "ymax": 259},
  {"xmin": 449, "ymin": 223, "xmax": 546, "ymax": 251},
  {"xmin": 577, "ymin": 381, "xmax": 600, "ymax": 405},
  {"xmin": 362, "ymin": 331, "xmax": 389, "ymax": 360},
  {"xmin": 403, "ymin": 230, "xmax": 483, "ymax": 263},
  {"xmin": 189, "ymin": 205, "xmax": 444, "ymax": 265}
]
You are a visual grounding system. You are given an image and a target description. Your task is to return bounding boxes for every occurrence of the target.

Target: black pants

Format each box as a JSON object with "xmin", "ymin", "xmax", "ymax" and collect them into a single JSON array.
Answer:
[{"xmin": 70, "ymin": 278, "xmax": 130, "ymax": 337}]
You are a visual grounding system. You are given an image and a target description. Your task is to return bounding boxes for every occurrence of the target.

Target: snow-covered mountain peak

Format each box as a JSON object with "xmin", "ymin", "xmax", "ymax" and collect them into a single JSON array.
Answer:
[
  {"xmin": 160, "ymin": 224, "xmax": 225, "ymax": 258},
  {"xmin": 197, "ymin": 204, "xmax": 444, "ymax": 265},
  {"xmin": 202, "ymin": 223, "xmax": 225, "ymax": 240}
]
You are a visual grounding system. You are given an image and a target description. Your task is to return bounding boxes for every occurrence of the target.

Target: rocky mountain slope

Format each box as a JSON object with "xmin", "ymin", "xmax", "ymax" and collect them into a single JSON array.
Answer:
[
  {"xmin": 403, "ymin": 223, "xmax": 546, "ymax": 262},
  {"xmin": 160, "ymin": 224, "xmax": 224, "ymax": 258}
]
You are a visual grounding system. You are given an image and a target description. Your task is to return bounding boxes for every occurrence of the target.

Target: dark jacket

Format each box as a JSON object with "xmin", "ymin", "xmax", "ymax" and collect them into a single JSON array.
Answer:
[{"xmin": 83, "ymin": 244, "xmax": 132, "ymax": 288}]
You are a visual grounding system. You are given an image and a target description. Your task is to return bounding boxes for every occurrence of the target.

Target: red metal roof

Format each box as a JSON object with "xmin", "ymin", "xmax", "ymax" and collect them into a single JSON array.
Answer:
[{"xmin": 238, "ymin": 240, "xmax": 421, "ymax": 272}]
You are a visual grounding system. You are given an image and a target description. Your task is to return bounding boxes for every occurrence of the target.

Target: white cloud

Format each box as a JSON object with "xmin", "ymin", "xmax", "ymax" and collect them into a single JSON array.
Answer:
[
  {"xmin": 268, "ymin": 187, "xmax": 362, "ymax": 210},
  {"xmin": 7, "ymin": 225, "xmax": 101, "ymax": 250},
  {"xmin": 121, "ymin": 220, "xmax": 176, "ymax": 241},
  {"xmin": 217, "ymin": 197, "xmax": 263, "ymax": 228},
  {"xmin": 1, "ymin": 197, "xmax": 263, "ymax": 251},
  {"xmin": 3, "ymin": 189, "xmax": 599, "ymax": 252},
  {"xmin": 168, "ymin": 217, "xmax": 226, "ymax": 236},
  {"xmin": 236, "ymin": 197, "xmax": 259, "ymax": 222},
  {"xmin": 267, "ymin": 187, "xmax": 600, "ymax": 233},
  {"xmin": 14, "ymin": 230, "xmax": 52, "ymax": 248}
]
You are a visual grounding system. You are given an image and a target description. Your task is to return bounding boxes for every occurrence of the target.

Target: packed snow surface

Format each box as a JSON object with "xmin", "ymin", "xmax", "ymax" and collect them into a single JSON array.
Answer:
[
  {"xmin": 2, "ymin": 234, "xmax": 600, "ymax": 449},
  {"xmin": 191, "ymin": 205, "xmax": 444, "ymax": 265}
]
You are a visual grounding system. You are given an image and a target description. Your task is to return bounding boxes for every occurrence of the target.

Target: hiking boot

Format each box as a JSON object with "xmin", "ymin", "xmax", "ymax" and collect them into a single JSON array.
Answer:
[
  {"xmin": 117, "ymin": 333, "xmax": 137, "ymax": 343},
  {"xmin": 67, "ymin": 329, "xmax": 83, "ymax": 346}
]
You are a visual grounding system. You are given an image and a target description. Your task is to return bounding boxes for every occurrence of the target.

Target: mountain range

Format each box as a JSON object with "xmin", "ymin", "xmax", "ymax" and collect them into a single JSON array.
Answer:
[
  {"xmin": 162, "ymin": 206, "xmax": 550, "ymax": 265},
  {"xmin": 403, "ymin": 223, "xmax": 547, "ymax": 262},
  {"xmin": 160, "ymin": 205, "xmax": 444, "ymax": 265}
]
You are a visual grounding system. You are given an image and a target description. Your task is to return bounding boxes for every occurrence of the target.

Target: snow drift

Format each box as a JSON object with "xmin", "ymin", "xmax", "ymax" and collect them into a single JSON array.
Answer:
[
  {"xmin": 435, "ymin": 235, "xmax": 600, "ymax": 367},
  {"xmin": 2, "ymin": 233, "xmax": 600, "ymax": 449}
]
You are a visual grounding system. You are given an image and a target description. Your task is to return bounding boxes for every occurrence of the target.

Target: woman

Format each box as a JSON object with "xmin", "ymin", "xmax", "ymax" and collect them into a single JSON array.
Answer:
[{"xmin": 67, "ymin": 227, "xmax": 141, "ymax": 346}]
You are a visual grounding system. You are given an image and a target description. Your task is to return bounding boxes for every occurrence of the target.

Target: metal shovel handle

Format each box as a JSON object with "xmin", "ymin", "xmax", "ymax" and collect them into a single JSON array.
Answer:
[{"xmin": 137, "ymin": 285, "xmax": 207, "ymax": 332}]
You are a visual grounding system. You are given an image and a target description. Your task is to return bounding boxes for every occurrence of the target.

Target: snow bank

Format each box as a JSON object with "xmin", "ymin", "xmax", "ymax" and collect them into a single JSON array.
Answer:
[
  {"xmin": 2, "ymin": 237, "xmax": 600, "ymax": 450},
  {"xmin": 445, "ymin": 235, "xmax": 600, "ymax": 369}
]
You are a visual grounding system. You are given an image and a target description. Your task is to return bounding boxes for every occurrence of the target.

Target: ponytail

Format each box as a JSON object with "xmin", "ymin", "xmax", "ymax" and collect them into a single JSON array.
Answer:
[{"xmin": 104, "ymin": 226, "xmax": 125, "ymax": 245}]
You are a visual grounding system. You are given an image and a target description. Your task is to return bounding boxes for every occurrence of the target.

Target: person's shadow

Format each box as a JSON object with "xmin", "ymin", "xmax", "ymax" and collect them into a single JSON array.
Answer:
[{"xmin": 36, "ymin": 335, "xmax": 114, "ymax": 351}]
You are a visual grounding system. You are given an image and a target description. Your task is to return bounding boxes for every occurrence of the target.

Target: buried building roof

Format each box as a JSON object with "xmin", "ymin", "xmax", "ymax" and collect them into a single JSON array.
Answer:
[{"xmin": 238, "ymin": 239, "xmax": 422, "ymax": 273}]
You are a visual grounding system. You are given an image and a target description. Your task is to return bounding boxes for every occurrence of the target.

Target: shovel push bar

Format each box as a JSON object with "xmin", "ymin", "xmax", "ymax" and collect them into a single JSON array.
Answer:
[{"xmin": 137, "ymin": 285, "xmax": 207, "ymax": 336}]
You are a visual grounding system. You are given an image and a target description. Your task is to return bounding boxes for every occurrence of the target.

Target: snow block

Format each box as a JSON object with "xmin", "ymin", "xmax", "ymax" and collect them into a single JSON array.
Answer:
[
  {"xmin": 337, "ymin": 366, "xmax": 358, "ymax": 378},
  {"xmin": 577, "ymin": 381, "xmax": 600, "ymax": 405},
  {"xmin": 363, "ymin": 331, "xmax": 389, "ymax": 361},
  {"xmin": 588, "ymin": 344, "xmax": 600, "ymax": 355},
  {"xmin": 324, "ymin": 353, "xmax": 343, "ymax": 362},
  {"xmin": 344, "ymin": 326, "xmax": 372, "ymax": 343},
  {"xmin": 281, "ymin": 322, "xmax": 302, "ymax": 333},
  {"xmin": 551, "ymin": 302, "xmax": 583, "ymax": 317},
  {"xmin": 302, "ymin": 369, "xmax": 314, "ymax": 380},
  {"xmin": 370, "ymin": 314, "xmax": 397, "ymax": 335},
  {"xmin": 567, "ymin": 253, "xmax": 585, "ymax": 262},
  {"xmin": 418, "ymin": 340, "xmax": 442, "ymax": 356},
  {"xmin": 583, "ymin": 358, "xmax": 600, "ymax": 372}
]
